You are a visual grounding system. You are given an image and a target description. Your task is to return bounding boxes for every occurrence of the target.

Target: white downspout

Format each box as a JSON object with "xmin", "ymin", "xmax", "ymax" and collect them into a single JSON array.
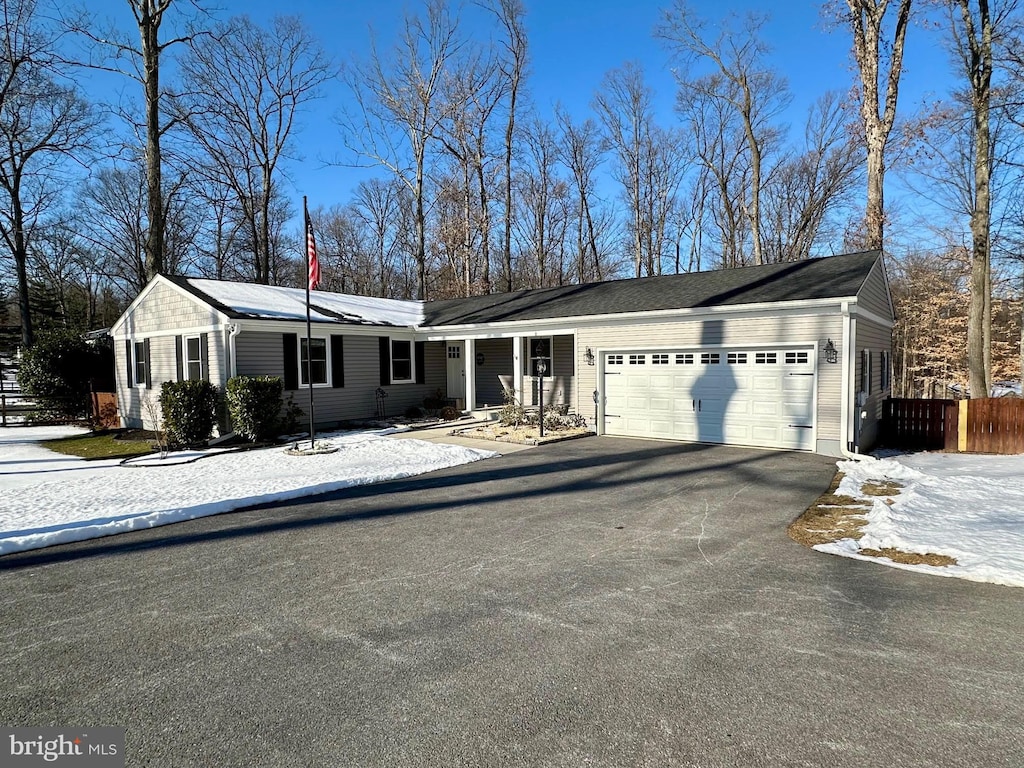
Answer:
[
  {"xmin": 211, "ymin": 323, "xmax": 242, "ymax": 445},
  {"xmin": 839, "ymin": 304, "xmax": 864, "ymax": 461}
]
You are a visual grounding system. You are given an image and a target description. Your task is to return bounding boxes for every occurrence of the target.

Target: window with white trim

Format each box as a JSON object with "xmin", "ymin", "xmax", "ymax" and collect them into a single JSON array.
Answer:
[
  {"xmin": 629, "ymin": 354, "xmax": 646, "ymax": 365},
  {"xmin": 391, "ymin": 339, "xmax": 413, "ymax": 383},
  {"xmin": 652, "ymin": 354, "xmax": 669, "ymax": 365},
  {"xmin": 727, "ymin": 352, "xmax": 747, "ymax": 364},
  {"xmin": 860, "ymin": 349, "xmax": 872, "ymax": 394},
  {"xmin": 700, "ymin": 352, "xmax": 720, "ymax": 365},
  {"xmin": 785, "ymin": 351, "xmax": 809, "ymax": 365},
  {"xmin": 184, "ymin": 335, "xmax": 203, "ymax": 380},
  {"xmin": 607, "ymin": 354, "xmax": 624, "ymax": 365},
  {"xmin": 133, "ymin": 341, "xmax": 147, "ymax": 386},
  {"xmin": 755, "ymin": 352, "xmax": 777, "ymax": 364},
  {"xmin": 880, "ymin": 351, "xmax": 891, "ymax": 391},
  {"xmin": 300, "ymin": 338, "xmax": 328, "ymax": 386},
  {"xmin": 676, "ymin": 353, "xmax": 694, "ymax": 365}
]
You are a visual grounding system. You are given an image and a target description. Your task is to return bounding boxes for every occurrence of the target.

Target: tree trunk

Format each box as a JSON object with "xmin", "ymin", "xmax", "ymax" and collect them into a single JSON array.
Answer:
[
  {"xmin": 12, "ymin": 202, "xmax": 33, "ymax": 348},
  {"xmin": 141, "ymin": 4, "xmax": 164, "ymax": 280}
]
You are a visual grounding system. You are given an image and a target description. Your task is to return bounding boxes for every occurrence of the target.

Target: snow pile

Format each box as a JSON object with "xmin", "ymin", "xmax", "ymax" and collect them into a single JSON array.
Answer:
[
  {"xmin": 817, "ymin": 452, "xmax": 1024, "ymax": 588},
  {"xmin": 189, "ymin": 279, "xmax": 424, "ymax": 326},
  {"xmin": 0, "ymin": 427, "xmax": 496, "ymax": 556}
]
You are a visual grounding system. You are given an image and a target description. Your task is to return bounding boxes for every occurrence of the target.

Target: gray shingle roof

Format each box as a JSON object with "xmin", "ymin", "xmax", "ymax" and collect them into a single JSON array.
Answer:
[{"xmin": 422, "ymin": 250, "xmax": 882, "ymax": 326}]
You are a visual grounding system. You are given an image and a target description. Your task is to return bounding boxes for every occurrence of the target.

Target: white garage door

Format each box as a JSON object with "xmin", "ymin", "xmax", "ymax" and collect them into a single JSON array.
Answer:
[{"xmin": 603, "ymin": 348, "xmax": 815, "ymax": 451}]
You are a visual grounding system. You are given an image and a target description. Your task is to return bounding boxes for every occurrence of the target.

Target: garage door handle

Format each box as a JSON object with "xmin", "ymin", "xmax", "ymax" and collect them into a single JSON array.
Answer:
[
  {"xmin": 698, "ymin": 399, "xmax": 702, "ymax": 412},
  {"xmin": 692, "ymin": 399, "xmax": 695, "ymax": 411}
]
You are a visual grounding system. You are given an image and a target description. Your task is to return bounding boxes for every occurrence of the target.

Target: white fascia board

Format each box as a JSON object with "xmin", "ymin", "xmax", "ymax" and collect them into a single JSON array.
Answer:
[
  {"xmin": 111, "ymin": 274, "xmax": 231, "ymax": 336},
  {"xmin": 111, "ymin": 322, "xmax": 229, "ymax": 342},
  {"xmin": 850, "ymin": 304, "xmax": 895, "ymax": 329},
  {"xmin": 420, "ymin": 296, "xmax": 854, "ymax": 338}
]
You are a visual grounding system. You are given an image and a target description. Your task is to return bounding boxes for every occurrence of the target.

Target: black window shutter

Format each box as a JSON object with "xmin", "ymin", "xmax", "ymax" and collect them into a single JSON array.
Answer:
[
  {"xmin": 199, "ymin": 333, "xmax": 209, "ymax": 381},
  {"xmin": 331, "ymin": 335, "xmax": 345, "ymax": 388},
  {"xmin": 283, "ymin": 333, "xmax": 298, "ymax": 390},
  {"xmin": 415, "ymin": 341, "xmax": 425, "ymax": 384},
  {"xmin": 125, "ymin": 340, "xmax": 133, "ymax": 387},
  {"xmin": 379, "ymin": 336, "xmax": 391, "ymax": 385},
  {"xmin": 175, "ymin": 336, "xmax": 184, "ymax": 381},
  {"xmin": 143, "ymin": 338, "xmax": 152, "ymax": 388}
]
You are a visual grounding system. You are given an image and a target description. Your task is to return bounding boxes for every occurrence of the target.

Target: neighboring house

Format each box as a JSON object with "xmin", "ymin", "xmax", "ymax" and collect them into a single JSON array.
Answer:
[{"xmin": 110, "ymin": 249, "xmax": 894, "ymax": 457}]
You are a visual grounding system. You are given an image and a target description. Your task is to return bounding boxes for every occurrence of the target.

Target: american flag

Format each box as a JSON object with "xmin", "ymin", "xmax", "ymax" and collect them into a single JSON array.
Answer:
[{"xmin": 305, "ymin": 204, "xmax": 320, "ymax": 291}]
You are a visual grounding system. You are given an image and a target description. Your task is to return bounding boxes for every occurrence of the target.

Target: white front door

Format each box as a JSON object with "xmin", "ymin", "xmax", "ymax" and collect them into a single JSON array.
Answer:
[{"xmin": 446, "ymin": 343, "xmax": 465, "ymax": 399}]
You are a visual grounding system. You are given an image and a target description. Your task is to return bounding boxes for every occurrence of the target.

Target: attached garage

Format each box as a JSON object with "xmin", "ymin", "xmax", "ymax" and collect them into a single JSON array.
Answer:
[{"xmin": 603, "ymin": 347, "xmax": 815, "ymax": 451}]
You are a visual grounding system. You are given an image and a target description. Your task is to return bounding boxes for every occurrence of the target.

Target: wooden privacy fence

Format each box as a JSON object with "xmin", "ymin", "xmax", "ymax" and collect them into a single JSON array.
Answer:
[
  {"xmin": 1, "ymin": 391, "xmax": 119, "ymax": 428},
  {"xmin": 882, "ymin": 397, "xmax": 1024, "ymax": 454}
]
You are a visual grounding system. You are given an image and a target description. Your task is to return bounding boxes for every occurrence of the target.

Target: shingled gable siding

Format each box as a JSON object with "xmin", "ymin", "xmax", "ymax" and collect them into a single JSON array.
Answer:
[
  {"xmin": 854, "ymin": 318, "xmax": 893, "ymax": 451},
  {"xmin": 235, "ymin": 331, "xmax": 446, "ymax": 426},
  {"xmin": 115, "ymin": 281, "xmax": 228, "ymax": 428},
  {"xmin": 575, "ymin": 311, "xmax": 845, "ymax": 448},
  {"xmin": 856, "ymin": 258, "xmax": 894, "ymax": 322}
]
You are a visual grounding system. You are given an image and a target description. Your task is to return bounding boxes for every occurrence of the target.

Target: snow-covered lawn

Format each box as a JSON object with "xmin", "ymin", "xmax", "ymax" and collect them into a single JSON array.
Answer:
[
  {"xmin": 817, "ymin": 452, "xmax": 1024, "ymax": 588},
  {"xmin": 0, "ymin": 425, "xmax": 496, "ymax": 556}
]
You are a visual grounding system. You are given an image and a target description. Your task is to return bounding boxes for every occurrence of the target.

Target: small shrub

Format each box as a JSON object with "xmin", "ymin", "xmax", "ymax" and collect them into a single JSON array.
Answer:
[
  {"xmin": 543, "ymin": 405, "xmax": 587, "ymax": 431},
  {"xmin": 405, "ymin": 405, "xmax": 424, "ymax": 419},
  {"xmin": 440, "ymin": 405, "xmax": 459, "ymax": 421},
  {"xmin": 423, "ymin": 388, "xmax": 445, "ymax": 410},
  {"xmin": 159, "ymin": 380, "xmax": 219, "ymax": 448},
  {"xmin": 498, "ymin": 390, "xmax": 528, "ymax": 427},
  {"xmin": 226, "ymin": 375, "xmax": 284, "ymax": 442}
]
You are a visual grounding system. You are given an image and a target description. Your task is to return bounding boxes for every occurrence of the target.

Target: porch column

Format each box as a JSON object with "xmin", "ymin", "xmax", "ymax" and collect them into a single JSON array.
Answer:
[
  {"xmin": 512, "ymin": 335, "xmax": 524, "ymax": 404},
  {"xmin": 464, "ymin": 337, "xmax": 476, "ymax": 411}
]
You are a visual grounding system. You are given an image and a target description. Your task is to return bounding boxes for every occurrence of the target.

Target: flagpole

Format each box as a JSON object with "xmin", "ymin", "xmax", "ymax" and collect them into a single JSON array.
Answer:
[{"xmin": 304, "ymin": 195, "xmax": 316, "ymax": 450}]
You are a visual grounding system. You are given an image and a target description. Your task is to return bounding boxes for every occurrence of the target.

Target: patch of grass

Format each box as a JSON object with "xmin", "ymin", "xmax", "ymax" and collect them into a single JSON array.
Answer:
[
  {"xmin": 859, "ymin": 548, "xmax": 957, "ymax": 567},
  {"xmin": 860, "ymin": 480, "xmax": 903, "ymax": 496},
  {"xmin": 788, "ymin": 471, "xmax": 871, "ymax": 548},
  {"xmin": 789, "ymin": 471, "xmax": 957, "ymax": 568},
  {"xmin": 43, "ymin": 432, "xmax": 155, "ymax": 460}
]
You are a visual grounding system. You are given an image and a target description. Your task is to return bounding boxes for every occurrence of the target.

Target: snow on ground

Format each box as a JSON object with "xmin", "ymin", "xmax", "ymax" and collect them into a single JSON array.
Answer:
[
  {"xmin": 0, "ymin": 426, "xmax": 496, "ymax": 556},
  {"xmin": 817, "ymin": 452, "xmax": 1024, "ymax": 588}
]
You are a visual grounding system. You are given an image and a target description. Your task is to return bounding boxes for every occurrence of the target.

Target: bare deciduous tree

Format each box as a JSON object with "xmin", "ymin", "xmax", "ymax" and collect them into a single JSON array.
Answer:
[
  {"xmin": 845, "ymin": 0, "xmax": 913, "ymax": 251},
  {"xmin": 0, "ymin": 0, "xmax": 97, "ymax": 347},
  {"xmin": 482, "ymin": 0, "xmax": 528, "ymax": 293},
  {"xmin": 178, "ymin": 14, "xmax": 332, "ymax": 285},
  {"xmin": 339, "ymin": 0, "xmax": 461, "ymax": 300},
  {"xmin": 658, "ymin": 4, "xmax": 789, "ymax": 267}
]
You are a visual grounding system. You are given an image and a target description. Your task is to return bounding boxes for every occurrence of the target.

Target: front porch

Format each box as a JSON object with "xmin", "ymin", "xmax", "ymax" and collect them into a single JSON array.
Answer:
[{"xmin": 440, "ymin": 334, "xmax": 577, "ymax": 413}]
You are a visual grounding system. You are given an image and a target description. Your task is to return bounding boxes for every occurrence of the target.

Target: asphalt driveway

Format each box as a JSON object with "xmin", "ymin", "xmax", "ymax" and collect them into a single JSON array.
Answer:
[{"xmin": 2, "ymin": 437, "xmax": 1022, "ymax": 767}]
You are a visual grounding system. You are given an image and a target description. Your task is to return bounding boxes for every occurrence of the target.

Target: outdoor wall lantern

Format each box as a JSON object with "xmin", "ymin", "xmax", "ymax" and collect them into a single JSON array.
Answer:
[
  {"xmin": 535, "ymin": 358, "xmax": 548, "ymax": 438},
  {"xmin": 585, "ymin": 347, "xmax": 595, "ymax": 366},
  {"xmin": 823, "ymin": 339, "xmax": 838, "ymax": 364}
]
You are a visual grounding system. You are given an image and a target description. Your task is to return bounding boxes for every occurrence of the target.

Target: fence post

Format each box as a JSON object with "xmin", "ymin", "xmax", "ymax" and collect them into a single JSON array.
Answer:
[{"xmin": 958, "ymin": 399, "xmax": 969, "ymax": 452}]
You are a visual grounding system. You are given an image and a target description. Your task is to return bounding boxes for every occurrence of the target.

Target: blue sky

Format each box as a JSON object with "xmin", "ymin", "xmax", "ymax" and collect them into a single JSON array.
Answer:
[{"xmin": 80, "ymin": 0, "xmax": 955, "ymax": 242}]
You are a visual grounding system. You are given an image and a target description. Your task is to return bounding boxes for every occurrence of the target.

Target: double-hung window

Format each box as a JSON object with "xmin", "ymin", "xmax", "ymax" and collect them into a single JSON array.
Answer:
[
  {"xmin": 391, "ymin": 340, "xmax": 413, "ymax": 383},
  {"xmin": 300, "ymin": 338, "xmax": 328, "ymax": 386},
  {"xmin": 133, "ymin": 341, "xmax": 147, "ymax": 386},
  {"xmin": 184, "ymin": 336, "xmax": 203, "ymax": 380}
]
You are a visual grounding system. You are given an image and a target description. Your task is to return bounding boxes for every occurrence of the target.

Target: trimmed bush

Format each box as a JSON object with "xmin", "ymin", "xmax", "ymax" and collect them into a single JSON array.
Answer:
[
  {"xmin": 225, "ymin": 375, "xmax": 284, "ymax": 442},
  {"xmin": 19, "ymin": 330, "xmax": 107, "ymax": 422},
  {"xmin": 159, "ymin": 380, "xmax": 220, "ymax": 448}
]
